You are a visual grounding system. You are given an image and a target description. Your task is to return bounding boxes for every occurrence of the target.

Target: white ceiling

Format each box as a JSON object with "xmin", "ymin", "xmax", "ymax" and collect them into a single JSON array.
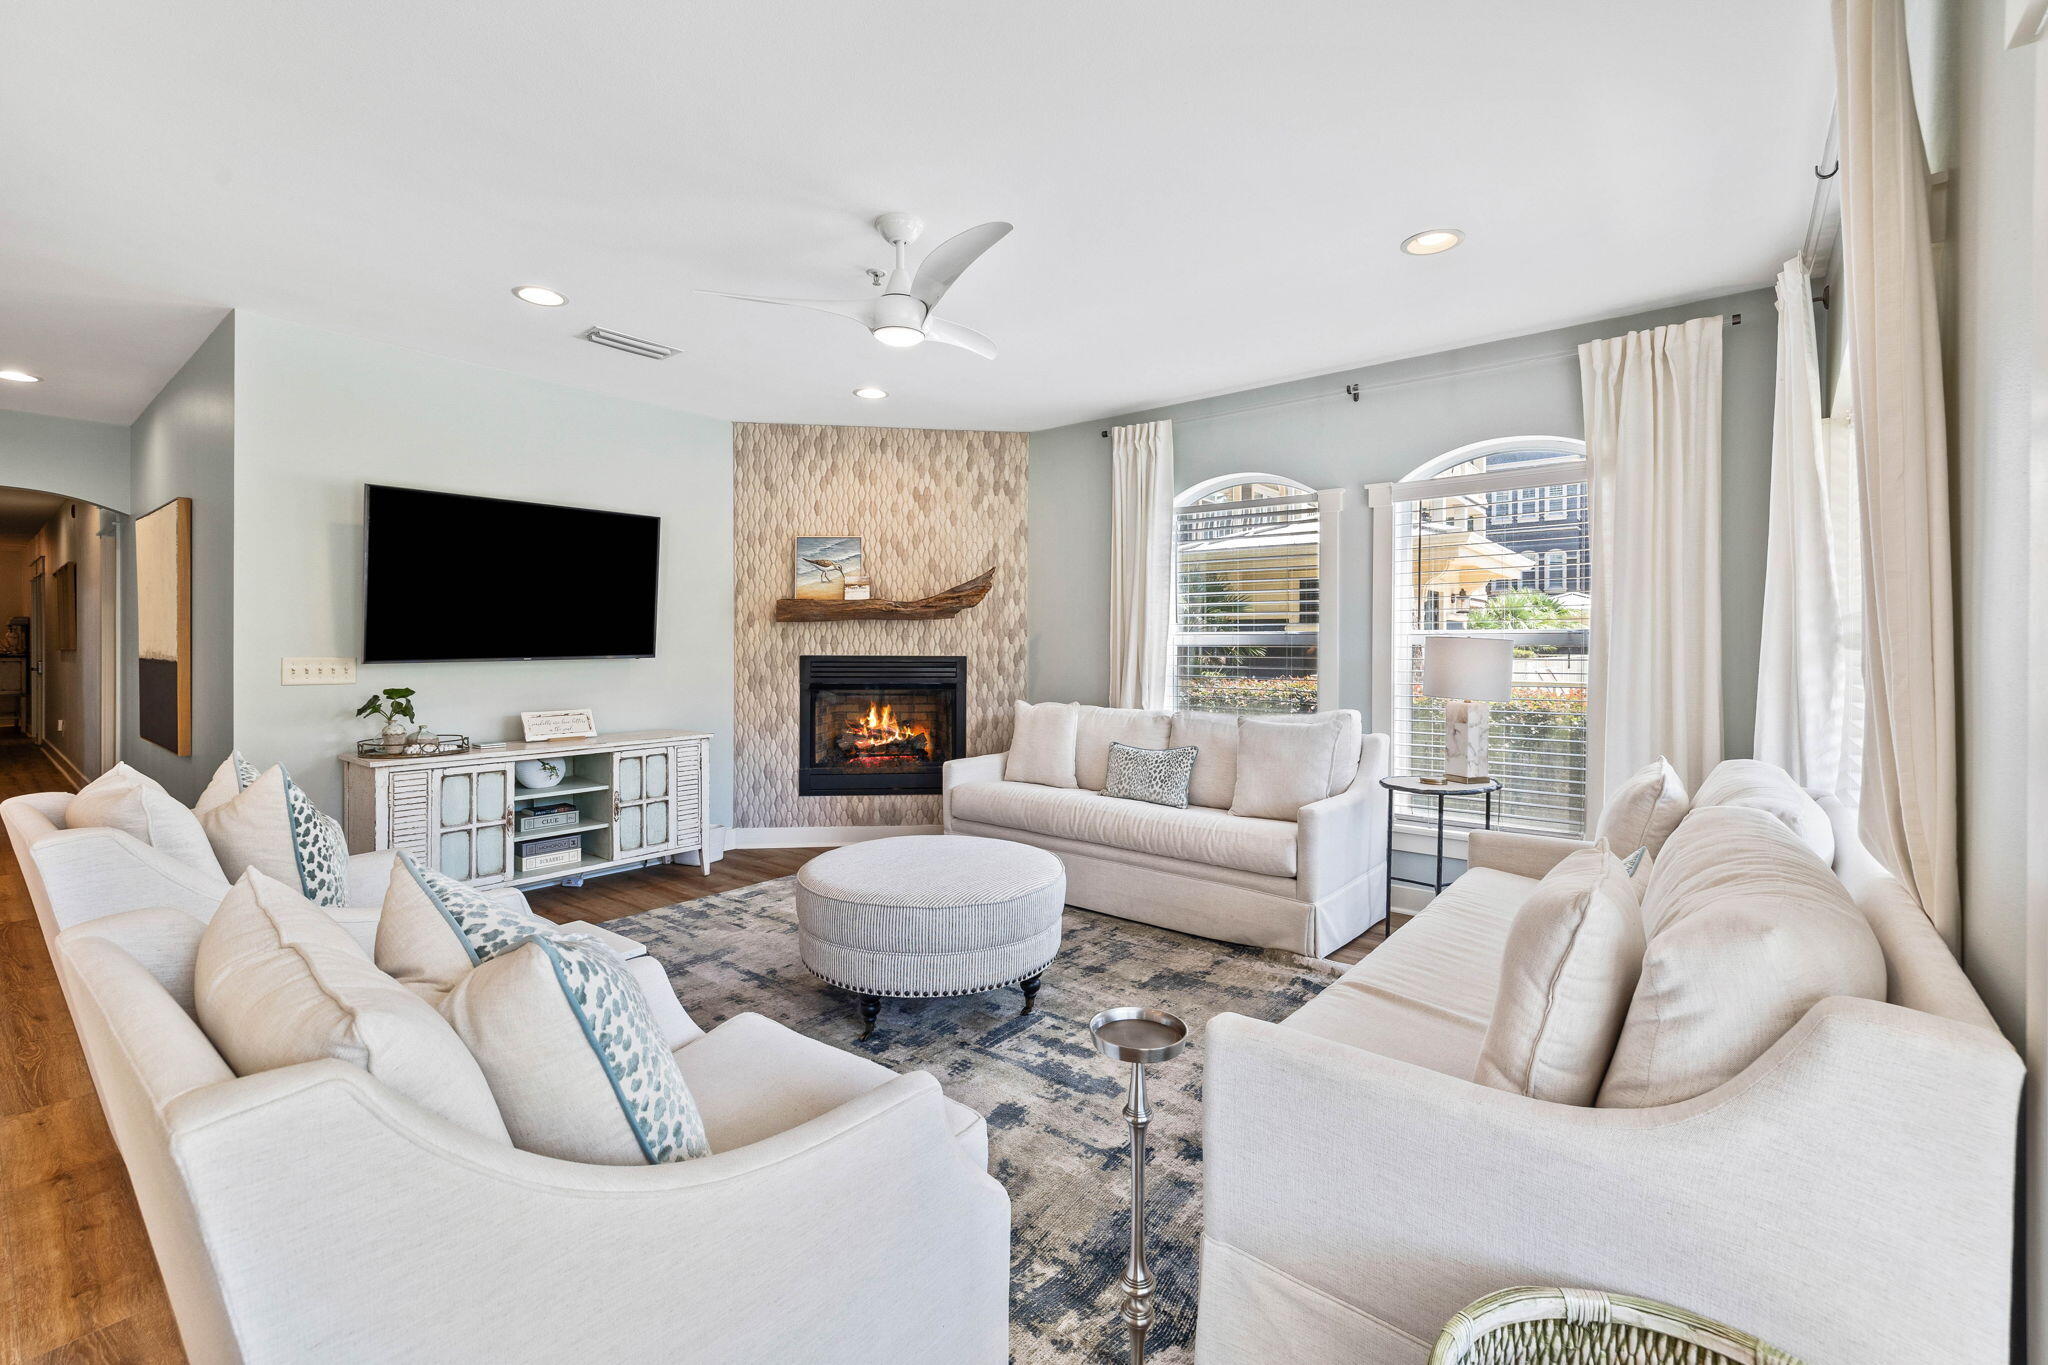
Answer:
[{"xmin": 0, "ymin": 1, "xmax": 1834, "ymax": 432}]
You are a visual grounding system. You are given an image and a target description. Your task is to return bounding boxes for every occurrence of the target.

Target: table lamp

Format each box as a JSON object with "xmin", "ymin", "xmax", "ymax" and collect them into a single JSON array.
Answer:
[{"xmin": 1421, "ymin": 635, "xmax": 1514, "ymax": 783}]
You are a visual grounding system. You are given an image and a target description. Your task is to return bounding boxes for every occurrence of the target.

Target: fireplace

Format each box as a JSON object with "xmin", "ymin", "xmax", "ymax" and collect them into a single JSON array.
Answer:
[{"xmin": 799, "ymin": 655, "xmax": 967, "ymax": 797}]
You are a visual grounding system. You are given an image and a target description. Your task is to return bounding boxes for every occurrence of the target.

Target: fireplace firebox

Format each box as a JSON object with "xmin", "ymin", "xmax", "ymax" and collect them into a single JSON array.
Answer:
[{"xmin": 799, "ymin": 655, "xmax": 967, "ymax": 797}]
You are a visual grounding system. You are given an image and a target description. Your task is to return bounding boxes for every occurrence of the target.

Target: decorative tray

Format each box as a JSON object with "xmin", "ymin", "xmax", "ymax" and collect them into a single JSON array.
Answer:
[{"xmin": 355, "ymin": 733, "xmax": 474, "ymax": 759}]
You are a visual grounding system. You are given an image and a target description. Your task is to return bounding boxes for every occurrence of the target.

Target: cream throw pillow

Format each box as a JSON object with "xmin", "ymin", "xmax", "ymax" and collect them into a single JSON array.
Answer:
[
  {"xmin": 1595, "ymin": 757, "xmax": 1689, "ymax": 856},
  {"xmin": 1475, "ymin": 844, "xmax": 1645, "ymax": 1106},
  {"xmin": 1597, "ymin": 807, "xmax": 1885, "ymax": 1109},
  {"xmin": 442, "ymin": 935, "xmax": 711, "ymax": 1165},
  {"xmin": 194, "ymin": 750, "xmax": 259, "ymax": 817},
  {"xmin": 1073, "ymin": 706, "xmax": 1172, "ymax": 790},
  {"xmin": 1691, "ymin": 759, "xmax": 1835, "ymax": 864},
  {"xmin": 1005, "ymin": 700, "xmax": 1080, "ymax": 788},
  {"xmin": 1229, "ymin": 712, "xmax": 1361, "ymax": 819},
  {"xmin": 1167, "ymin": 711, "xmax": 1240, "ymax": 809},
  {"xmin": 194, "ymin": 869, "xmax": 509, "ymax": 1141},
  {"xmin": 67, "ymin": 762, "xmax": 218, "ymax": 875}
]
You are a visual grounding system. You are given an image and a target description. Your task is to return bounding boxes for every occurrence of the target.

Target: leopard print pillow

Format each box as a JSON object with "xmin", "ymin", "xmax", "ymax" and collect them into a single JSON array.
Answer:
[{"xmin": 1103, "ymin": 741, "xmax": 1199, "ymax": 809}]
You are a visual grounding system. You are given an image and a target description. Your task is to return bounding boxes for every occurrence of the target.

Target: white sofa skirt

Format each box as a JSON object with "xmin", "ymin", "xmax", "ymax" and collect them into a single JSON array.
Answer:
[{"xmin": 945, "ymin": 816, "xmax": 1382, "ymax": 958}]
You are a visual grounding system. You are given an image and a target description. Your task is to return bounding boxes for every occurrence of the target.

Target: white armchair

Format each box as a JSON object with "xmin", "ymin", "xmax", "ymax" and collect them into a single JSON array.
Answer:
[{"xmin": 58, "ymin": 908, "xmax": 1012, "ymax": 1363}]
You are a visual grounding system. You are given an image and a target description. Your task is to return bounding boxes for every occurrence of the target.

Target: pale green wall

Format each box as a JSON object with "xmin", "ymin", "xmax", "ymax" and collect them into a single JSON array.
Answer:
[
  {"xmin": 1029, "ymin": 287, "xmax": 1779, "ymax": 758},
  {"xmin": 1945, "ymin": 0, "xmax": 2037, "ymax": 1046},
  {"xmin": 0, "ymin": 409, "xmax": 132, "ymax": 512},
  {"xmin": 1934, "ymin": 9, "xmax": 2039, "ymax": 1362},
  {"xmin": 126, "ymin": 314, "xmax": 235, "ymax": 802},
  {"xmin": 229, "ymin": 314, "xmax": 737, "ymax": 820}
]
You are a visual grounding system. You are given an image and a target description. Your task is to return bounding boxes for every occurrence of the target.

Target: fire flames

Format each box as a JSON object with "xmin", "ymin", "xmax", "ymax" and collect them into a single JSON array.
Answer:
[{"xmin": 847, "ymin": 703, "xmax": 928, "ymax": 755}]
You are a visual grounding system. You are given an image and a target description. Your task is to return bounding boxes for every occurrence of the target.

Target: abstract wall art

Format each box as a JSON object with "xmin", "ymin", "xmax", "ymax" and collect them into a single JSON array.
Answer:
[{"xmin": 136, "ymin": 497, "xmax": 193, "ymax": 755}]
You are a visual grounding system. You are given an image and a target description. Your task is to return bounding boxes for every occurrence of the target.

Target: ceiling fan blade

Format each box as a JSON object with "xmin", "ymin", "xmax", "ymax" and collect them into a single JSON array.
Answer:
[
  {"xmin": 910, "ymin": 222, "xmax": 1013, "ymax": 308},
  {"xmin": 923, "ymin": 315, "xmax": 998, "ymax": 359},
  {"xmin": 696, "ymin": 290, "xmax": 876, "ymax": 327}
]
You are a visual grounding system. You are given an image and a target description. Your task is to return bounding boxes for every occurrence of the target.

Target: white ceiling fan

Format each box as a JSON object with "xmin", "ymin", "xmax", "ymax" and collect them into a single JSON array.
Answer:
[{"xmin": 700, "ymin": 212, "xmax": 1012, "ymax": 358}]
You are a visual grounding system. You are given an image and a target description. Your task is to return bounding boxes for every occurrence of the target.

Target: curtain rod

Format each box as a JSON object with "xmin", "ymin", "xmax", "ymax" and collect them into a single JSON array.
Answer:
[
  {"xmin": 1802, "ymin": 107, "xmax": 1842, "ymax": 280},
  {"xmin": 1097, "ymin": 260, "xmax": 1797, "ymax": 440}
]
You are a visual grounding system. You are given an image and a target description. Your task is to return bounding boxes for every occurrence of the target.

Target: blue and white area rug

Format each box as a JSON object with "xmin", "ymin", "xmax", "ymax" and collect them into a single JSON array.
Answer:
[{"xmin": 602, "ymin": 877, "xmax": 1339, "ymax": 1363}]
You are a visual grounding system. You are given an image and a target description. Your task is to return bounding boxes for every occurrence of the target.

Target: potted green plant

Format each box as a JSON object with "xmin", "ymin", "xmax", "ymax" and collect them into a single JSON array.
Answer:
[{"xmin": 356, "ymin": 686, "xmax": 419, "ymax": 753}]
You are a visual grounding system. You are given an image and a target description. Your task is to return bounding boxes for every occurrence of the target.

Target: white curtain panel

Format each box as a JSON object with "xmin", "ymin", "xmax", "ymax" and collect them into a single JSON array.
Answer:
[
  {"xmin": 1109, "ymin": 420, "xmax": 1175, "ymax": 710},
  {"xmin": 1832, "ymin": 0, "xmax": 1959, "ymax": 945},
  {"xmin": 1580, "ymin": 315, "xmax": 1726, "ymax": 802},
  {"xmin": 1755, "ymin": 256, "xmax": 1865, "ymax": 798}
]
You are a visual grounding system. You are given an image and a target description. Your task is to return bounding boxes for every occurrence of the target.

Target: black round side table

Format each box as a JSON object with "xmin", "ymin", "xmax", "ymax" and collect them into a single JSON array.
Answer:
[{"xmin": 1378, "ymin": 775, "xmax": 1503, "ymax": 933}]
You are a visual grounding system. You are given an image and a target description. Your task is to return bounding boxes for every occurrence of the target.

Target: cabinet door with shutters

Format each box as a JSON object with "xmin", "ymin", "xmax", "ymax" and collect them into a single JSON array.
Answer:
[
  {"xmin": 431, "ymin": 762, "xmax": 515, "ymax": 885},
  {"xmin": 669, "ymin": 740, "xmax": 707, "ymax": 855},
  {"xmin": 612, "ymin": 746, "xmax": 674, "ymax": 856}
]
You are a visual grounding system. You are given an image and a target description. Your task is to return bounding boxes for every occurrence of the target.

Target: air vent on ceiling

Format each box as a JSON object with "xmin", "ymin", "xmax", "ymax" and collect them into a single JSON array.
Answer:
[{"xmin": 582, "ymin": 327, "xmax": 678, "ymax": 360}]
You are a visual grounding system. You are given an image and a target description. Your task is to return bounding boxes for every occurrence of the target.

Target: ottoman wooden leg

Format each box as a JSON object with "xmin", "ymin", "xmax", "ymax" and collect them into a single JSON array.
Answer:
[
  {"xmin": 859, "ymin": 995, "xmax": 882, "ymax": 1039},
  {"xmin": 1019, "ymin": 975, "xmax": 1042, "ymax": 1016}
]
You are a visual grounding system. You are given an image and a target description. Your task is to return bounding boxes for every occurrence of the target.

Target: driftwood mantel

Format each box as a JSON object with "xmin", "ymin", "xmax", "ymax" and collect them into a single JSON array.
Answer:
[{"xmin": 772, "ymin": 568, "xmax": 996, "ymax": 622}]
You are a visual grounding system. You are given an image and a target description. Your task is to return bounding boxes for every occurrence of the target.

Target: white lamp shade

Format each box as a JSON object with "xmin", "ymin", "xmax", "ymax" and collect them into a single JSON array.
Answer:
[{"xmin": 1421, "ymin": 635, "xmax": 1514, "ymax": 702}]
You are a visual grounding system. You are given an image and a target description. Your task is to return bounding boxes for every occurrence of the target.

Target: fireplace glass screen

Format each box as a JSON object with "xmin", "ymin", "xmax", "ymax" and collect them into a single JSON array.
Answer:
[
  {"xmin": 798, "ymin": 656, "xmax": 967, "ymax": 797},
  {"xmin": 810, "ymin": 689, "xmax": 954, "ymax": 774}
]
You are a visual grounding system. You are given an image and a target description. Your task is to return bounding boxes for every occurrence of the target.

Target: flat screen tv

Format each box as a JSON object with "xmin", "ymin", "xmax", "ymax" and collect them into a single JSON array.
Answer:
[{"xmin": 362, "ymin": 484, "xmax": 660, "ymax": 663}]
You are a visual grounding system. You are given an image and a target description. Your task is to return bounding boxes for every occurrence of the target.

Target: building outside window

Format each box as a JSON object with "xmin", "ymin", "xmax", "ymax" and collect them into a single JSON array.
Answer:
[{"xmin": 1171, "ymin": 475, "xmax": 1332, "ymax": 714}]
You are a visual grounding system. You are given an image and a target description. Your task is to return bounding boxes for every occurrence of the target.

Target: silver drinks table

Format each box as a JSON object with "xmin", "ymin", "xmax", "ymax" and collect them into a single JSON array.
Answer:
[{"xmin": 1088, "ymin": 1006, "xmax": 1190, "ymax": 1365}]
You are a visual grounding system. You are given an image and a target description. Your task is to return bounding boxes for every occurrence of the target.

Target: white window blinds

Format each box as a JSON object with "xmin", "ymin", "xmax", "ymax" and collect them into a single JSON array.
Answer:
[{"xmin": 1172, "ymin": 488, "xmax": 1320, "ymax": 713}]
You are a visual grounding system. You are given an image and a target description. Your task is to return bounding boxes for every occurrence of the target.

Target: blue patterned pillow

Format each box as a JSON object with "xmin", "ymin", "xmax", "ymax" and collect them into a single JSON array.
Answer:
[
  {"xmin": 376, "ymin": 852, "xmax": 566, "ymax": 994},
  {"xmin": 1103, "ymin": 741, "xmax": 1198, "ymax": 809},
  {"xmin": 443, "ymin": 934, "xmax": 711, "ymax": 1165}
]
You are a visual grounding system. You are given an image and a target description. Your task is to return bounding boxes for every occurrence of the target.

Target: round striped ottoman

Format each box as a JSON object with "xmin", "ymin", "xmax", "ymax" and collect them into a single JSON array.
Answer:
[{"xmin": 794, "ymin": 834, "xmax": 1065, "ymax": 1039}]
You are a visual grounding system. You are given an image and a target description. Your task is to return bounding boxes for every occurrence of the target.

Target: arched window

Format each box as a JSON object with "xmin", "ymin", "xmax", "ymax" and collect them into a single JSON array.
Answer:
[
  {"xmin": 1173, "ymin": 474, "xmax": 1324, "ymax": 714},
  {"xmin": 1370, "ymin": 436, "xmax": 1592, "ymax": 836}
]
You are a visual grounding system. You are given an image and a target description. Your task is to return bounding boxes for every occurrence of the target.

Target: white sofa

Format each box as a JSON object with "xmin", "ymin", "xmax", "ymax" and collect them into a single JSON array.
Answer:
[
  {"xmin": 54, "ymin": 900, "xmax": 1011, "ymax": 1363},
  {"xmin": 1, "ymin": 788, "xmax": 695, "ymax": 1038},
  {"xmin": 1195, "ymin": 779, "xmax": 2022, "ymax": 1365},
  {"xmin": 941, "ymin": 708, "xmax": 1389, "ymax": 958}
]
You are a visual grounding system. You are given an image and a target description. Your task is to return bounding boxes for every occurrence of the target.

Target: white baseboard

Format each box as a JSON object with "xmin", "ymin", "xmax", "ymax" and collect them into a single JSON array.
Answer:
[
  {"xmin": 729, "ymin": 824, "xmax": 941, "ymax": 849},
  {"xmin": 1390, "ymin": 883, "xmax": 1436, "ymax": 913},
  {"xmin": 39, "ymin": 741, "xmax": 89, "ymax": 793}
]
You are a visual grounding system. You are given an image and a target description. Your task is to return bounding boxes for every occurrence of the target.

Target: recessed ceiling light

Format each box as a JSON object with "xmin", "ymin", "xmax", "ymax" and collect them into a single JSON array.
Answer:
[
  {"xmin": 852, "ymin": 386, "xmax": 888, "ymax": 400},
  {"xmin": 0, "ymin": 369, "xmax": 39, "ymax": 383},
  {"xmin": 1401, "ymin": 228, "xmax": 1464, "ymax": 256},
  {"xmin": 512, "ymin": 285, "xmax": 568, "ymax": 307}
]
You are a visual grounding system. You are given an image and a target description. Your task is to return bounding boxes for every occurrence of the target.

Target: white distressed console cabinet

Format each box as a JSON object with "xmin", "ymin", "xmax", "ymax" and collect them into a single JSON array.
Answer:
[{"xmin": 341, "ymin": 728, "xmax": 713, "ymax": 890}]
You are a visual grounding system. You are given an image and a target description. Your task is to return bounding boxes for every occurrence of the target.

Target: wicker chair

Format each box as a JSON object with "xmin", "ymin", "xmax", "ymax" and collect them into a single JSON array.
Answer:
[{"xmin": 1430, "ymin": 1287, "xmax": 1806, "ymax": 1365}]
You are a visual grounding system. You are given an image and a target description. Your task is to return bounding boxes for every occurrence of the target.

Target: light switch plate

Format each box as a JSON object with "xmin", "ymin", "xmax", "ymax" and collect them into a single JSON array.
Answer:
[{"xmin": 281, "ymin": 657, "xmax": 358, "ymax": 686}]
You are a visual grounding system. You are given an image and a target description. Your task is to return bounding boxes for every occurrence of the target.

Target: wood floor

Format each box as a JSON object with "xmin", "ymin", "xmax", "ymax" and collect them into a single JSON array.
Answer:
[
  {"xmin": 0, "ymin": 746, "xmax": 1401, "ymax": 1362},
  {"xmin": 0, "ymin": 739, "xmax": 182, "ymax": 1364}
]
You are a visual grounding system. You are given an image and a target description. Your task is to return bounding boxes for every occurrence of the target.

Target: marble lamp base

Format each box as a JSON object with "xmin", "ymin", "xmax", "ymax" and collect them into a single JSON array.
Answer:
[{"xmin": 1432, "ymin": 698, "xmax": 1492, "ymax": 784}]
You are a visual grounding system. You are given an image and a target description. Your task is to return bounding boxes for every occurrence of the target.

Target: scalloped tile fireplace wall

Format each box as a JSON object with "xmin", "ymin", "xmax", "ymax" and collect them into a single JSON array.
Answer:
[{"xmin": 732, "ymin": 422, "xmax": 1027, "ymax": 830}]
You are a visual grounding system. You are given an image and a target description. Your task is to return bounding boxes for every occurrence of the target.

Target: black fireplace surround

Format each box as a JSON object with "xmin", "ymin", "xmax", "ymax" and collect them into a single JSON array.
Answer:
[{"xmin": 799, "ymin": 655, "xmax": 967, "ymax": 797}]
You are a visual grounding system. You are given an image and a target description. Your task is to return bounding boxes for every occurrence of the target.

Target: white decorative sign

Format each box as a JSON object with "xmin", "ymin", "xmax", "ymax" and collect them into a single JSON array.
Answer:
[{"xmin": 521, "ymin": 708, "xmax": 598, "ymax": 742}]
